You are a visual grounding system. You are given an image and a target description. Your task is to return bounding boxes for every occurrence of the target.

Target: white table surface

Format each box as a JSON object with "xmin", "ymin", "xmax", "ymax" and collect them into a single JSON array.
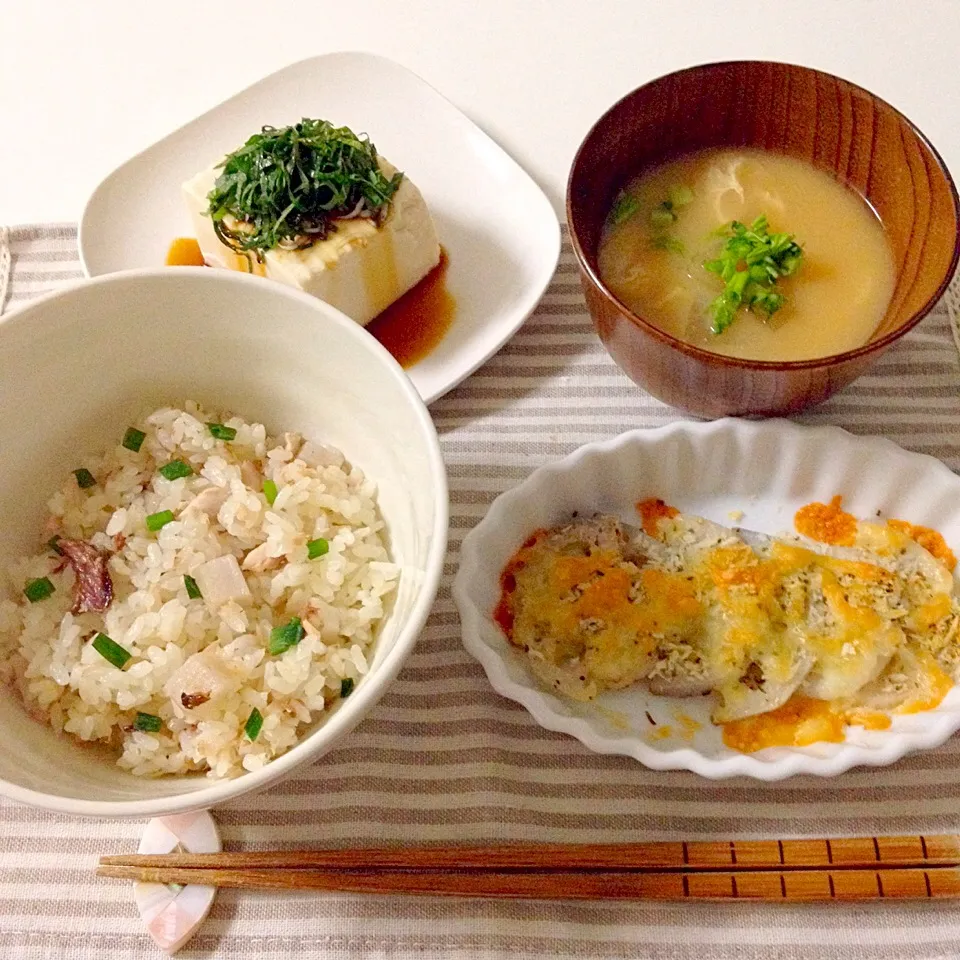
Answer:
[{"xmin": 2, "ymin": 0, "xmax": 959, "ymax": 226}]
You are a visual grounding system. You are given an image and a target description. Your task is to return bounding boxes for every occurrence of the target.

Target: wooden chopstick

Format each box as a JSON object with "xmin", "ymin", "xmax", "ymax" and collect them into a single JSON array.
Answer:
[
  {"xmin": 98, "ymin": 834, "xmax": 960, "ymax": 874},
  {"xmin": 95, "ymin": 862, "xmax": 960, "ymax": 901},
  {"xmin": 96, "ymin": 835, "xmax": 960, "ymax": 900}
]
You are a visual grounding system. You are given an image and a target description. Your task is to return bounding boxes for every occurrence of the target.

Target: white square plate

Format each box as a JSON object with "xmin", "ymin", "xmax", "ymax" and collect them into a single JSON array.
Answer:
[{"xmin": 78, "ymin": 52, "xmax": 561, "ymax": 404}]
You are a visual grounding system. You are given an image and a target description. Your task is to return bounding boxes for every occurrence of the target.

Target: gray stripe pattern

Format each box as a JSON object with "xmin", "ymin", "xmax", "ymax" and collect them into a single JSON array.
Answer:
[{"xmin": 1, "ymin": 224, "xmax": 960, "ymax": 959}]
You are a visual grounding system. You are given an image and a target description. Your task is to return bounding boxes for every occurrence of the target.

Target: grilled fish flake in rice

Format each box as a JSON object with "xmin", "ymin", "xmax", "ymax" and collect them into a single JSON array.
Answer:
[
  {"xmin": 0, "ymin": 404, "xmax": 398, "ymax": 778},
  {"xmin": 496, "ymin": 496, "xmax": 960, "ymax": 752}
]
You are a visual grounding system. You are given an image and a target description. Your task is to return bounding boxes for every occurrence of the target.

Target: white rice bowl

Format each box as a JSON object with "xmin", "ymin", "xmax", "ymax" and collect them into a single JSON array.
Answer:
[
  {"xmin": 0, "ymin": 268, "xmax": 447, "ymax": 817},
  {"xmin": 0, "ymin": 404, "xmax": 398, "ymax": 779}
]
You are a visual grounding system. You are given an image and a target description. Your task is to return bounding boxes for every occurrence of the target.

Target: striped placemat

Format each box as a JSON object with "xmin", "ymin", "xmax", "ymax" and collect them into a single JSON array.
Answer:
[{"xmin": 3, "ymin": 224, "xmax": 960, "ymax": 960}]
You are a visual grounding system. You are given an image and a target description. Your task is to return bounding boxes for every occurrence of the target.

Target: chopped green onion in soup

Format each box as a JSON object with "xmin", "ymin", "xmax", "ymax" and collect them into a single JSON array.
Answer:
[
  {"xmin": 703, "ymin": 215, "xmax": 803, "ymax": 334},
  {"xmin": 668, "ymin": 184, "xmax": 694, "ymax": 208},
  {"xmin": 610, "ymin": 194, "xmax": 640, "ymax": 225},
  {"xmin": 649, "ymin": 204, "xmax": 677, "ymax": 229}
]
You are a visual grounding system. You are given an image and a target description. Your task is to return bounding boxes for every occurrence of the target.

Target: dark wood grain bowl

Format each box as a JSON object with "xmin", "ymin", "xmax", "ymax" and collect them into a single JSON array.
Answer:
[{"xmin": 566, "ymin": 61, "xmax": 960, "ymax": 418}]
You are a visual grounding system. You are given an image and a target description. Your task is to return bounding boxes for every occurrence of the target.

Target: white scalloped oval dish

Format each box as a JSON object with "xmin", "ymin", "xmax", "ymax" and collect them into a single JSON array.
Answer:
[{"xmin": 453, "ymin": 419, "xmax": 960, "ymax": 780}]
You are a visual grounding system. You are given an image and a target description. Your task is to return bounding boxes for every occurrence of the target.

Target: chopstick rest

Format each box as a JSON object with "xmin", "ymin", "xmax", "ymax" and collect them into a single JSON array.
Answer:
[{"xmin": 130, "ymin": 811, "xmax": 221, "ymax": 955}]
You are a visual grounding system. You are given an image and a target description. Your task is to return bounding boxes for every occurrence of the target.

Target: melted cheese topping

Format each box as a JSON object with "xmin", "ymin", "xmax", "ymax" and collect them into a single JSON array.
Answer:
[
  {"xmin": 724, "ymin": 666, "xmax": 952, "ymax": 754},
  {"xmin": 636, "ymin": 498, "xmax": 679, "ymax": 537},
  {"xmin": 497, "ymin": 500, "xmax": 960, "ymax": 752},
  {"xmin": 888, "ymin": 519, "xmax": 957, "ymax": 571},
  {"xmin": 794, "ymin": 495, "xmax": 857, "ymax": 546},
  {"xmin": 722, "ymin": 695, "xmax": 846, "ymax": 752},
  {"xmin": 845, "ymin": 708, "xmax": 893, "ymax": 731},
  {"xmin": 896, "ymin": 653, "xmax": 953, "ymax": 714}
]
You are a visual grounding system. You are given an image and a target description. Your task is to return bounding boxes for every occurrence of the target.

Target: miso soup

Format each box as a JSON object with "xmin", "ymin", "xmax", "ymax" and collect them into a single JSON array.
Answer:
[{"xmin": 597, "ymin": 149, "xmax": 896, "ymax": 362}]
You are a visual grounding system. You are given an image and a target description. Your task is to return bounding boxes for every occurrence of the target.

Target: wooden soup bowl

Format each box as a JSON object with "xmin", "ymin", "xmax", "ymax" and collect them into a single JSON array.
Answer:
[{"xmin": 566, "ymin": 61, "xmax": 960, "ymax": 418}]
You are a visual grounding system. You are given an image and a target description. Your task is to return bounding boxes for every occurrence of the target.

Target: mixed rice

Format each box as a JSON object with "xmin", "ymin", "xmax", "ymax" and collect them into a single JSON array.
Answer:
[{"xmin": 0, "ymin": 404, "xmax": 397, "ymax": 778}]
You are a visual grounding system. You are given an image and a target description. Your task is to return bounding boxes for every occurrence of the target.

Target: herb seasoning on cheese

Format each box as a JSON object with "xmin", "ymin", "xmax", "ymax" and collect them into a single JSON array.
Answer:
[
  {"xmin": 182, "ymin": 118, "xmax": 442, "ymax": 327},
  {"xmin": 496, "ymin": 501, "xmax": 960, "ymax": 753}
]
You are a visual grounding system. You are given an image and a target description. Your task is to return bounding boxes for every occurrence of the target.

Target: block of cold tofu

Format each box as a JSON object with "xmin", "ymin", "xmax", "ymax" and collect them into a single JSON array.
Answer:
[{"xmin": 182, "ymin": 159, "xmax": 441, "ymax": 326}]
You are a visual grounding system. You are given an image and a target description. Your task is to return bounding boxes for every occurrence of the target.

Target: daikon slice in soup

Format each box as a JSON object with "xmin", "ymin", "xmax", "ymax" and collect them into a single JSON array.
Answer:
[{"xmin": 597, "ymin": 149, "xmax": 896, "ymax": 362}]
